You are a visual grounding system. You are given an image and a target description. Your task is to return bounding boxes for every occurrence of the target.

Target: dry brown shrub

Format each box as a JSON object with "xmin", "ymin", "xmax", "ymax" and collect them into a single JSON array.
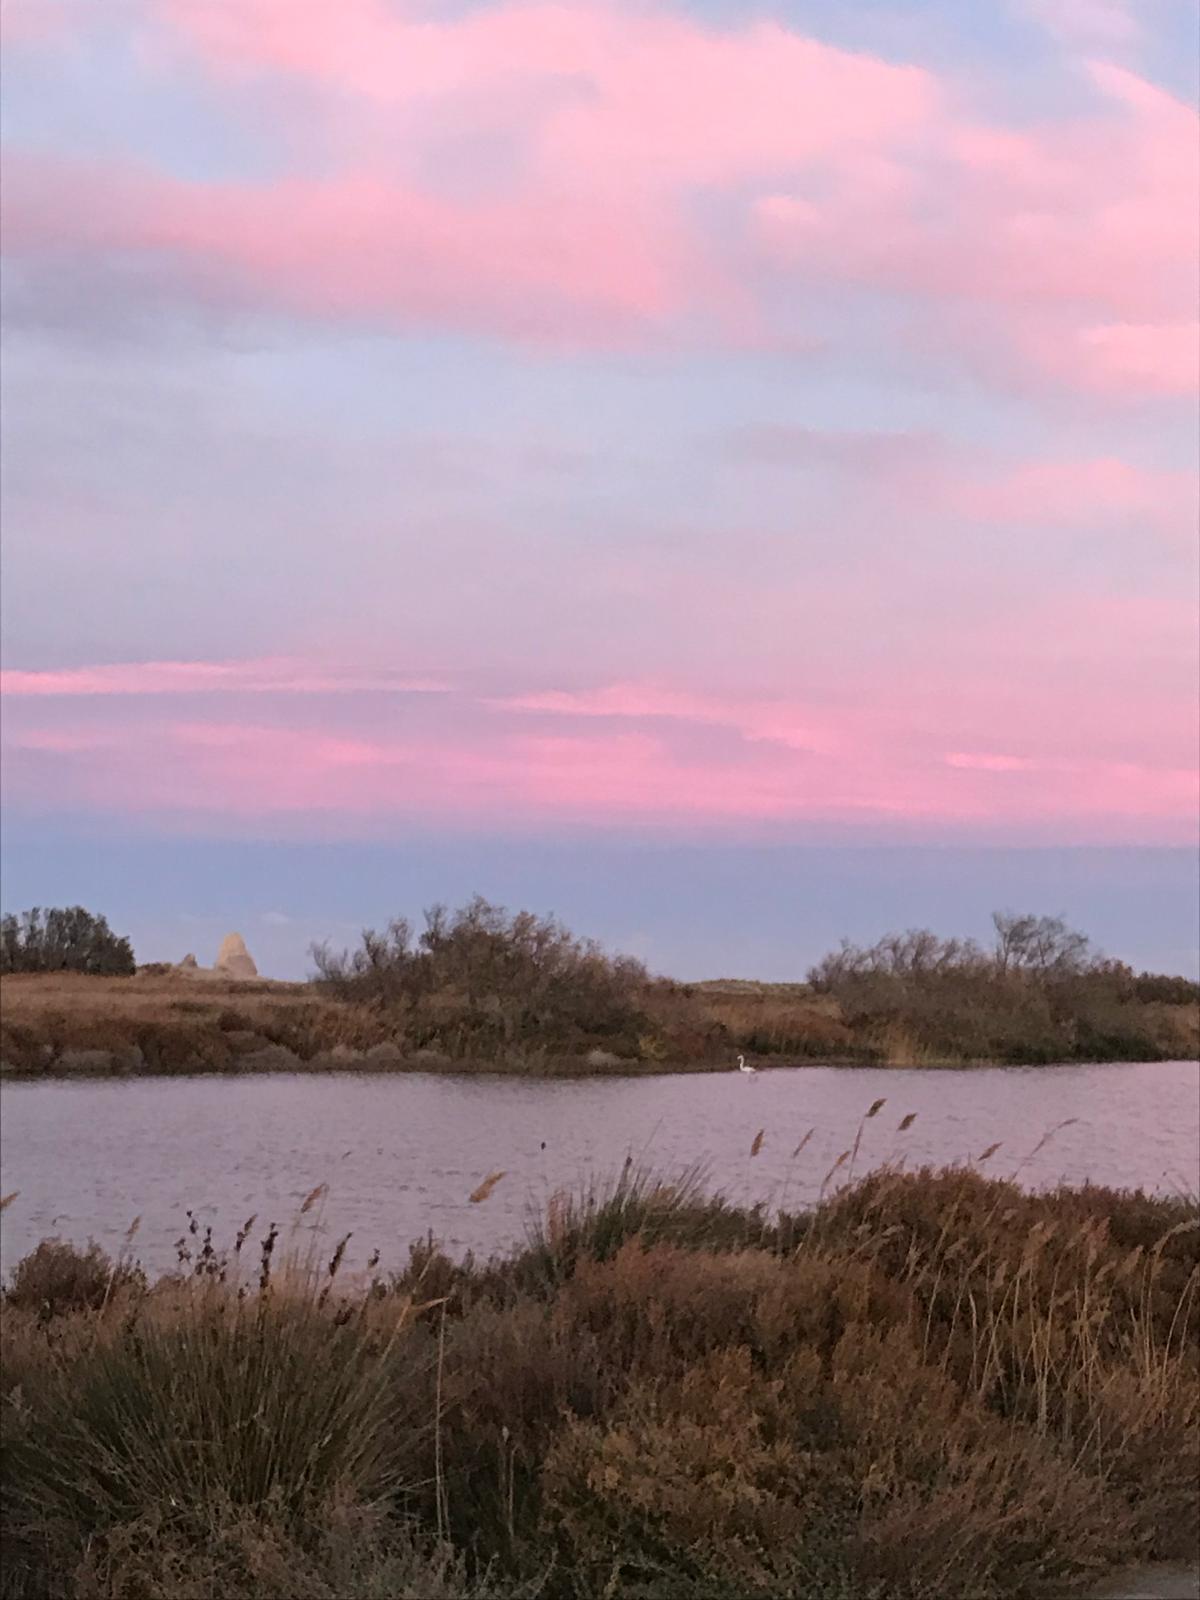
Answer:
[
  {"xmin": 539, "ymin": 1306, "xmax": 1127, "ymax": 1600},
  {"xmin": 64, "ymin": 1498, "xmax": 526, "ymax": 1600},
  {"xmin": 4, "ymin": 1240, "xmax": 145, "ymax": 1319},
  {"xmin": 540, "ymin": 1345, "xmax": 861, "ymax": 1599},
  {"xmin": 829, "ymin": 1322, "xmax": 1127, "ymax": 1597}
]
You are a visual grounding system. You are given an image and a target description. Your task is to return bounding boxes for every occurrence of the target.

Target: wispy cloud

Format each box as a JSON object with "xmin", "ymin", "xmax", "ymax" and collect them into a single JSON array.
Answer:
[
  {"xmin": 3, "ymin": 664, "xmax": 1195, "ymax": 842},
  {"xmin": 491, "ymin": 685, "xmax": 838, "ymax": 754},
  {"xmin": 0, "ymin": 658, "xmax": 450, "ymax": 697},
  {"xmin": 945, "ymin": 752, "xmax": 1040, "ymax": 773},
  {"xmin": 1019, "ymin": 0, "xmax": 1141, "ymax": 49}
]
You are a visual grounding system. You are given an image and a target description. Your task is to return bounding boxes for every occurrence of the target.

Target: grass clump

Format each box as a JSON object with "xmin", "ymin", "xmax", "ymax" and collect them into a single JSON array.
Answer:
[
  {"xmin": 1, "ymin": 1247, "xmax": 432, "ymax": 1600},
  {"xmin": 518, "ymin": 1161, "xmax": 764, "ymax": 1291},
  {"xmin": 4, "ymin": 1240, "xmax": 145, "ymax": 1319},
  {"xmin": 2, "ymin": 1166, "xmax": 1197, "ymax": 1599}
]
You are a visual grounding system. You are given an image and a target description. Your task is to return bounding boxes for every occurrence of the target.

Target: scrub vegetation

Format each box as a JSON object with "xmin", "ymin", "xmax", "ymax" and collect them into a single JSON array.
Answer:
[
  {"xmin": 0, "ymin": 908, "xmax": 134, "ymax": 979},
  {"xmin": 0, "ymin": 899, "xmax": 1195, "ymax": 1075},
  {"xmin": 2, "ymin": 1163, "xmax": 1196, "ymax": 1599}
]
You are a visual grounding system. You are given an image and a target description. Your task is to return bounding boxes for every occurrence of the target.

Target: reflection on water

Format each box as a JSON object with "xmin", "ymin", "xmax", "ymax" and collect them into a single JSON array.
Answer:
[{"xmin": 1, "ymin": 1060, "xmax": 1196, "ymax": 1277}]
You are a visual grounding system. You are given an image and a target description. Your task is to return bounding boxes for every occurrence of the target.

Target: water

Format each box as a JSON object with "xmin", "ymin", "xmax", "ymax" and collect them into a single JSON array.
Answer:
[{"xmin": 1, "ymin": 1061, "xmax": 1196, "ymax": 1279}]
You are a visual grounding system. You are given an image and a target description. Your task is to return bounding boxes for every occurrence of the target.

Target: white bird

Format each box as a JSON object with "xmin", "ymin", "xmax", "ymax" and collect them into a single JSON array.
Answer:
[{"xmin": 736, "ymin": 1054, "xmax": 757, "ymax": 1076}]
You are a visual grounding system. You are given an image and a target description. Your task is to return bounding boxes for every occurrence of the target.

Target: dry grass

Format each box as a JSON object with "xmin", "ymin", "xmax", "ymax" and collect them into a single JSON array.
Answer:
[
  {"xmin": 693, "ymin": 985, "xmax": 864, "ymax": 1060},
  {"xmin": 1, "ymin": 970, "xmax": 300, "ymax": 1020},
  {"xmin": 1, "ymin": 1161, "xmax": 1197, "ymax": 1599},
  {"xmin": 0, "ymin": 973, "xmax": 404, "ymax": 1076},
  {"xmin": 2, "ymin": 966, "xmax": 1195, "ymax": 1078}
]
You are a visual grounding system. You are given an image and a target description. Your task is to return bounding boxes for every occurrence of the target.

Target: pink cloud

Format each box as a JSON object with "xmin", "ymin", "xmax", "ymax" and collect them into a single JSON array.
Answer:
[
  {"xmin": 493, "ymin": 684, "xmax": 839, "ymax": 753},
  {"xmin": 724, "ymin": 429, "xmax": 1197, "ymax": 548},
  {"xmin": 945, "ymin": 753, "xmax": 1039, "ymax": 773},
  {"xmin": 0, "ymin": 657, "xmax": 449, "ymax": 697},
  {"xmin": 933, "ymin": 455, "xmax": 1198, "ymax": 538},
  {"xmin": 2, "ymin": 154, "xmax": 703, "ymax": 342},
  {"xmin": 1068, "ymin": 321, "xmax": 1199, "ymax": 397},
  {"xmin": 3, "ymin": 655, "xmax": 1195, "ymax": 840},
  {"xmin": 0, "ymin": 0, "xmax": 76, "ymax": 46},
  {"xmin": 751, "ymin": 62, "xmax": 1198, "ymax": 393},
  {"xmin": 159, "ymin": 0, "xmax": 939, "ymax": 177},
  {"xmin": 6, "ymin": 2, "xmax": 1194, "ymax": 391},
  {"xmin": 4, "ymin": 705, "xmax": 1190, "ymax": 838}
]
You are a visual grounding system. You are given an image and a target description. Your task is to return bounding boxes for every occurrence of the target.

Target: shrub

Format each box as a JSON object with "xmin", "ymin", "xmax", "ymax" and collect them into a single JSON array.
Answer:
[
  {"xmin": 4, "ymin": 1241, "xmax": 145, "ymax": 1318},
  {"xmin": 1132, "ymin": 971, "xmax": 1200, "ymax": 1006},
  {"xmin": 0, "ymin": 908, "xmax": 135, "ymax": 978},
  {"xmin": 804, "ymin": 912, "xmax": 1195, "ymax": 1064},
  {"xmin": 539, "ymin": 1269, "xmax": 1124, "ymax": 1599},
  {"xmin": 8, "ymin": 1497, "xmax": 539, "ymax": 1600},
  {"xmin": 311, "ymin": 897, "xmax": 656, "ymax": 1058},
  {"xmin": 65, "ymin": 1502, "xmax": 532, "ymax": 1600}
]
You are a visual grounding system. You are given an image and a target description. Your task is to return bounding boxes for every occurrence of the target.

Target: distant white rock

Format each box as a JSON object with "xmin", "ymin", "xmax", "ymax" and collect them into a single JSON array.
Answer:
[
  {"xmin": 171, "ymin": 936, "xmax": 259, "ymax": 981},
  {"xmin": 214, "ymin": 933, "xmax": 259, "ymax": 980}
]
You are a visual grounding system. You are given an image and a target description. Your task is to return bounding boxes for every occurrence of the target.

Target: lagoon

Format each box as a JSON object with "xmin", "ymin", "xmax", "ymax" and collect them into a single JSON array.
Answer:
[{"xmin": 2, "ymin": 1059, "xmax": 1196, "ymax": 1279}]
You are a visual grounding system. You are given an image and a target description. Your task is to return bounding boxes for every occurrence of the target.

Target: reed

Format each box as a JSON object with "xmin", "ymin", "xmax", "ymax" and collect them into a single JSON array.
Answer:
[{"xmin": 469, "ymin": 1172, "xmax": 507, "ymax": 1205}]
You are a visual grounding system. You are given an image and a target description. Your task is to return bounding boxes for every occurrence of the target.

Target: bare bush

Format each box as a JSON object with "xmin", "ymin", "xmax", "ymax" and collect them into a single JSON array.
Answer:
[{"xmin": 311, "ymin": 896, "xmax": 652, "ymax": 1057}]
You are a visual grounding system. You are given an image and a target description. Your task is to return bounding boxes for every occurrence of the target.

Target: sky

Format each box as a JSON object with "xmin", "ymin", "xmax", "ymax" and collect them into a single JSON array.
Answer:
[{"xmin": 1, "ymin": 0, "xmax": 1197, "ymax": 979}]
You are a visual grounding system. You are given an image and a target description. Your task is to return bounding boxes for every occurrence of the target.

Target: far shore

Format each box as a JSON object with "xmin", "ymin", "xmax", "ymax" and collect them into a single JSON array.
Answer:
[
  {"xmin": 3, "ymin": 1040, "xmax": 1194, "ymax": 1081},
  {"xmin": 2, "ymin": 970, "xmax": 1196, "ymax": 1079}
]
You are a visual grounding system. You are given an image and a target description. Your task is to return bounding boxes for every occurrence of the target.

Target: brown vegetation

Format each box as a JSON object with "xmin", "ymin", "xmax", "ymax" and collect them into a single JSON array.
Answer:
[
  {"xmin": 0, "ymin": 971, "xmax": 395, "ymax": 1077},
  {"xmin": 1, "ymin": 1163, "xmax": 1196, "ymax": 1599},
  {"xmin": 1, "ymin": 902, "xmax": 1196, "ymax": 1075}
]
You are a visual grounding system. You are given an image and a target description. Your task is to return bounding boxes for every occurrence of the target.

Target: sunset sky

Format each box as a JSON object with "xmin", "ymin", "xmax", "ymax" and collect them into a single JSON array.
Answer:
[{"xmin": 2, "ymin": 0, "xmax": 1197, "ymax": 978}]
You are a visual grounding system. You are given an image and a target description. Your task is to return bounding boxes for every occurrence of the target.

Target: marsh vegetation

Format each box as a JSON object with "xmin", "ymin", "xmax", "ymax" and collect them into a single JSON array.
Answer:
[
  {"xmin": 2, "ymin": 899, "xmax": 1195, "ymax": 1076},
  {"xmin": 2, "ymin": 1161, "xmax": 1197, "ymax": 1599}
]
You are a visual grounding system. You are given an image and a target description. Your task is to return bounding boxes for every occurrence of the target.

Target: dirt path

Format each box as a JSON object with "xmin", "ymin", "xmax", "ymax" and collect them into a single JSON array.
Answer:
[{"xmin": 1090, "ymin": 1564, "xmax": 1199, "ymax": 1599}]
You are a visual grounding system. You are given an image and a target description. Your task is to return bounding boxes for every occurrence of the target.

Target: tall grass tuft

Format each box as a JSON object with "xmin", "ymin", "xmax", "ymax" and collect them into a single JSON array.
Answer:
[
  {"xmin": 3, "ymin": 1257, "xmax": 429, "ymax": 1598},
  {"xmin": 519, "ymin": 1161, "xmax": 761, "ymax": 1292}
]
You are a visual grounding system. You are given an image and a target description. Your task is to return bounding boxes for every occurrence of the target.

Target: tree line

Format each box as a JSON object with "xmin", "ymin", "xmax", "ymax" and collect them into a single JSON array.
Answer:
[{"xmin": 0, "ymin": 907, "xmax": 135, "ymax": 977}]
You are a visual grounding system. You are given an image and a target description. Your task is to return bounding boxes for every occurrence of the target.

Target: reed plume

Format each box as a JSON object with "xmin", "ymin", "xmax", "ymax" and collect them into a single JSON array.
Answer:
[{"xmin": 469, "ymin": 1171, "xmax": 506, "ymax": 1204}]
